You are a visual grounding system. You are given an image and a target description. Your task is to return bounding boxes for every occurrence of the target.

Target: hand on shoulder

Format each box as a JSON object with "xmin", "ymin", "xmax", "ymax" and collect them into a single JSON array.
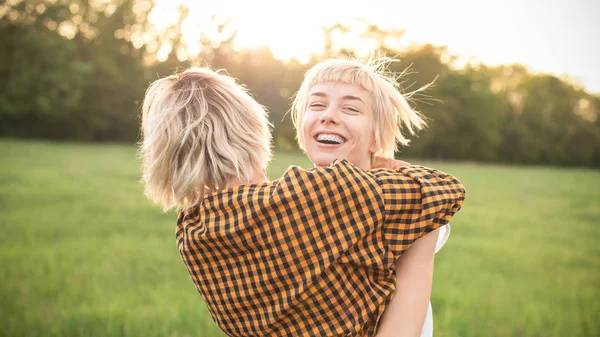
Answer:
[{"xmin": 372, "ymin": 156, "xmax": 411, "ymax": 170}]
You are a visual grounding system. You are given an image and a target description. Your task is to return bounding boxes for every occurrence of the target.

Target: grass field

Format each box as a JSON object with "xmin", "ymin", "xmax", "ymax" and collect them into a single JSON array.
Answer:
[{"xmin": 1, "ymin": 139, "xmax": 599, "ymax": 337}]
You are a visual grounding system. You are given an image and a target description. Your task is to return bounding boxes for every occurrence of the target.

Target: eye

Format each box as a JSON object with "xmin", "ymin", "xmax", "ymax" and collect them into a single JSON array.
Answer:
[
  {"xmin": 344, "ymin": 106, "xmax": 360, "ymax": 113},
  {"xmin": 309, "ymin": 103, "xmax": 326, "ymax": 109}
]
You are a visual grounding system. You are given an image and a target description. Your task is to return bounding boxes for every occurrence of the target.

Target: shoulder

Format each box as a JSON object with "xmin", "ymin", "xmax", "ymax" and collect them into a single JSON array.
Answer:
[
  {"xmin": 276, "ymin": 158, "xmax": 381, "ymax": 198},
  {"xmin": 373, "ymin": 165, "xmax": 465, "ymax": 199}
]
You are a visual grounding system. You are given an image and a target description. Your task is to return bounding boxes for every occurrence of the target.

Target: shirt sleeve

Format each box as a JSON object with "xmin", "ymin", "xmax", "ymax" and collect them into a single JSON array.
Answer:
[
  {"xmin": 373, "ymin": 165, "xmax": 466, "ymax": 264},
  {"xmin": 435, "ymin": 224, "xmax": 451, "ymax": 254}
]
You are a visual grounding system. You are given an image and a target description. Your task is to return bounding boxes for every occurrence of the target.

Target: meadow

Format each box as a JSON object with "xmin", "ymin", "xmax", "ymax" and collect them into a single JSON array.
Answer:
[{"xmin": 1, "ymin": 140, "xmax": 598, "ymax": 337}]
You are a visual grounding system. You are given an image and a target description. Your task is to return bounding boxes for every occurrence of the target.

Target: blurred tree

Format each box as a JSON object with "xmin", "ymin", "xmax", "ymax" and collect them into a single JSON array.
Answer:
[
  {"xmin": 1, "ymin": 7, "xmax": 598, "ymax": 167},
  {"xmin": 75, "ymin": 0, "xmax": 153, "ymax": 140},
  {"xmin": 415, "ymin": 66, "xmax": 504, "ymax": 161},
  {"xmin": 0, "ymin": 19, "xmax": 92, "ymax": 138},
  {"xmin": 1, "ymin": 0, "xmax": 153, "ymax": 140}
]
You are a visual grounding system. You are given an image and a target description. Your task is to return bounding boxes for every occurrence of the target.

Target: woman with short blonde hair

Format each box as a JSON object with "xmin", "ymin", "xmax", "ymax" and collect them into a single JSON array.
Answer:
[
  {"xmin": 291, "ymin": 57, "xmax": 429, "ymax": 159},
  {"xmin": 140, "ymin": 67, "xmax": 272, "ymax": 212},
  {"xmin": 291, "ymin": 57, "xmax": 450, "ymax": 337}
]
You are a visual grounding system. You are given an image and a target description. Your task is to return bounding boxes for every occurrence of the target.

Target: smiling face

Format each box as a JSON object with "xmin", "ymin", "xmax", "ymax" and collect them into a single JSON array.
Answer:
[{"xmin": 301, "ymin": 82, "xmax": 377, "ymax": 170}]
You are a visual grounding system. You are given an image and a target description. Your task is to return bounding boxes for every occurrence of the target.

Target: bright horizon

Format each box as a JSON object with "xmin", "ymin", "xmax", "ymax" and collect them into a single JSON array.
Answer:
[{"xmin": 149, "ymin": 0, "xmax": 600, "ymax": 93}]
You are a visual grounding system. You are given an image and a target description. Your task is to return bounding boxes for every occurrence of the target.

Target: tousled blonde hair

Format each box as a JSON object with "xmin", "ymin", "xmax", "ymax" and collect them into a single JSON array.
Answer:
[
  {"xmin": 291, "ymin": 57, "xmax": 429, "ymax": 158},
  {"xmin": 139, "ymin": 68, "xmax": 272, "ymax": 212}
]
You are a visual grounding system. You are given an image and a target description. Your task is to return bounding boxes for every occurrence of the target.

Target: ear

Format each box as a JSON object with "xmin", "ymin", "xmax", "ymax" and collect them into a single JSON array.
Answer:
[{"xmin": 369, "ymin": 133, "xmax": 377, "ymax": 154}]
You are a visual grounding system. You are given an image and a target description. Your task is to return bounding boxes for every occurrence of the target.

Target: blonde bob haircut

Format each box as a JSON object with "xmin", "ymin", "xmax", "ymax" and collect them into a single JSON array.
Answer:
[
  {"xmin": 291, "ymin": 57, "xmax": 429, "ymax": 158},
  {"xmin": 139, "ymin": 67, "xmax": 272, "ymax": 212}
]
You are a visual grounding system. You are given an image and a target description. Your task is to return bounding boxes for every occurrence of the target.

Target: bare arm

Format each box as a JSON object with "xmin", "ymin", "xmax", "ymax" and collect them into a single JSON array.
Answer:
[{"xmin": 375, "ymin": 228, "xmax": 440, "ymax": 337}]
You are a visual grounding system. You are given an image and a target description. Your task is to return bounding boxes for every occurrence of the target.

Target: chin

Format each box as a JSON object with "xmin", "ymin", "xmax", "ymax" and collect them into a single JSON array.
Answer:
[{"xmin": 309, "ymin": 152, "xmax": 341, "ymax": 167}]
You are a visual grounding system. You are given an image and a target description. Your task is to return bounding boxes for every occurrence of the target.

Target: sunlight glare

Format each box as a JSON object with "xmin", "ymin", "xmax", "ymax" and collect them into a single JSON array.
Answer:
[{"xmin": 147, "ymin": 0, "xmax": 600, "ymax": 91}]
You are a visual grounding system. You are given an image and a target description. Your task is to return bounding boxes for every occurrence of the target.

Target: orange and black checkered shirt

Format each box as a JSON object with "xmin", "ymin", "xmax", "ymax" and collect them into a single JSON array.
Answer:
[{"xmin": 176, "ymin": 159, "xmax": 466, "ymax": 337}]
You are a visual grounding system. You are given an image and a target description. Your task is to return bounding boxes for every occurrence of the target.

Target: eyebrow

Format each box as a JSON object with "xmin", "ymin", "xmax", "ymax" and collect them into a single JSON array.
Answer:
[
  {"xmin": 309, "ymin": 92, "xmax": 365, "ymax": 104},
  {"xmin": 342, "ymin": 95, "xmax": 365, "ymax": 104}
]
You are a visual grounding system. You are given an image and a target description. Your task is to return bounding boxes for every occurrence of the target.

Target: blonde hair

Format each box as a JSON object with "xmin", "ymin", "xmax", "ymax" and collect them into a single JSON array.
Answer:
[
  {"xmin": 291, "ymin": 57, "xmax": 429, "ymax": 158},
  {"xmin": 139, "ymin": 67, "xmax": 272, "ymax": 212}
]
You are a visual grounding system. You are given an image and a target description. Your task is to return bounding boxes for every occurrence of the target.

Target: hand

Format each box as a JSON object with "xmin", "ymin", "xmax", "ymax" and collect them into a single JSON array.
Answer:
[{"xmin": 372, "ymin": 156, "xmax": 411, "ymax": 170}]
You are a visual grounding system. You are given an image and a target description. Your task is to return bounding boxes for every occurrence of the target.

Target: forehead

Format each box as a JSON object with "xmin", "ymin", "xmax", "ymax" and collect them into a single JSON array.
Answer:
[{"xmin": 308, "ymin": 82, "xmax": 371, "ymax": 102}]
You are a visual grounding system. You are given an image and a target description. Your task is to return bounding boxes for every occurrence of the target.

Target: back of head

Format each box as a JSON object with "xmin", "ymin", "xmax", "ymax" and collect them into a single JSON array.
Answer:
[
  {"xmin": 291, "ymin": 57, "xmax": 429, "ymax": 158},
  {"xmin": 139, "ymin": 68, "xmax": 272, "ymax": 211}
]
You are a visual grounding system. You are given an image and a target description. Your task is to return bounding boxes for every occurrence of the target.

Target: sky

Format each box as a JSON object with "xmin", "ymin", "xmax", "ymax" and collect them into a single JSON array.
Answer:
[{"xmin": 150, "ymin": 0, "xmax": 600, "ymax": 93}]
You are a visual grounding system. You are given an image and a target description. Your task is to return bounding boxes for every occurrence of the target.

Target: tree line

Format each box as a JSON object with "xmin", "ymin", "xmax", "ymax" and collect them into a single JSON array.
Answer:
[{"xmin": 1, "ymin": 0, "xmax": 599, "ymax": 167}]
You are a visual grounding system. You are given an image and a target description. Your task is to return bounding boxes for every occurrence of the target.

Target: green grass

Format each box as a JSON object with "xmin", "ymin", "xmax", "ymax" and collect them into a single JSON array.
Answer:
[{"xmin": 1, "ymin": 139, "xmax": 599, "ymax": 337}]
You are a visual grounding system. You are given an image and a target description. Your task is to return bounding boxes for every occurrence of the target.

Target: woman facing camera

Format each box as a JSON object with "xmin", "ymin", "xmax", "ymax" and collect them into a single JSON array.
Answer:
[
  {"xmin": 139, "ymin": 67, "xmax": 465, "ymax": 336},
  {"xmin": 291, "ymin": 57, "xmax": 454, "ymax": 337}
]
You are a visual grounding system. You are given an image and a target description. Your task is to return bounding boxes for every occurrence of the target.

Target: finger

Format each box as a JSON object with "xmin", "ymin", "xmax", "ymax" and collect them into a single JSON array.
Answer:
[{"xmin": 372, "ymin": 156, "xmax": 386, "ymax": 169}]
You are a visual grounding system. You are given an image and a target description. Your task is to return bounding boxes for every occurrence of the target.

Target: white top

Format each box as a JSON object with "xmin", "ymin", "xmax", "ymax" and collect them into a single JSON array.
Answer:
[{"xmin": 420, "ymin": 224, "xmax": 451, "ymax": 337}]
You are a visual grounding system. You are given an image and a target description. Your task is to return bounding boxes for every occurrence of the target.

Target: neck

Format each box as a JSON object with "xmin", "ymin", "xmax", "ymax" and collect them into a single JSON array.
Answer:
[
  {"xmin": 315, "ymin": 157, "xmax": 372, "ymax": 171},
  {"xmin": 359, "ymin": 158, "xmax": 372, "ymax": 171}
]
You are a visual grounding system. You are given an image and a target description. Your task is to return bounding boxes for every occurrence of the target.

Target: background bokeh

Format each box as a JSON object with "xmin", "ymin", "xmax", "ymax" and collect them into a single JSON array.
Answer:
[{"xmin": 1, "ymin": 1, "xmax": 599, "ymax": 336}]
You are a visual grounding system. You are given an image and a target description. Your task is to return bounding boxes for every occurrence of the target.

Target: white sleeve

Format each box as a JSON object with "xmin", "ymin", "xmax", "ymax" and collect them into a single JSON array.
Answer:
[
  {"xmin": 434, "ymin": 223, "xmax": 451, "ymax": 254},
  {"xmin": 422, "ymin": 224, "xmax": 450, "ymax": 337},
  {"xmin": 420, "ymin": 301, "xmax": 434, "ymax": 337}
]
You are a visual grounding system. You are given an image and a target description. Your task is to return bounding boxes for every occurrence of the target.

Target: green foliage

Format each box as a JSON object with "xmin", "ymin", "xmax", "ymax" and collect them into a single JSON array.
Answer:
[
  {"xmin": 1, "ymin": 140, "xmax": 599, "ymax": 336},
  {"xmin": 74, "ymin": 0, "xmax": 150, "ymax": 141},
  {"xmin": 0, "ymin": 23, "xmax": 92, "ymax": 138},
  {"xmin": 1, "ymin": 3, "xmax": 599, "ymax": 167},
  {"xmin": 1, "ymin": 0, "xmax": 152, "ymax": 140}
]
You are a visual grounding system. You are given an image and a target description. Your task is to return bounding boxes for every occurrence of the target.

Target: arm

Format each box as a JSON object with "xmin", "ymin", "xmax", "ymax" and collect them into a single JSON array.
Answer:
[{"xmin": 375, "ymin": 228, "xmax": 440, "ymax": 337}]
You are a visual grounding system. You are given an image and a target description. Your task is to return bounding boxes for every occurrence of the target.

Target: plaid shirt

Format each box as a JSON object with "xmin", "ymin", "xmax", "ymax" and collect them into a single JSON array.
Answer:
[{"xmin": 176, "ymin": 159, "xmax": 466, "ymax": 337}]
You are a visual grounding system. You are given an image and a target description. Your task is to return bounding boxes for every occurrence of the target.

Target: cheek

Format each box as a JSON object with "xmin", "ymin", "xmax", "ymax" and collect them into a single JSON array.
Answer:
[
  {"xmin": 302, "ymin": 112, "xmax": 319, "ymax": 130},
  {"xmin": 351, "ymin": 118, "xmax": 374, "ymax": 142},
  {"xmin": 300, "ymin": 113, "xmax": 315, "ymax": 146},
  {"xmin": 362, "ymin": 117, "xmax": 376, "ymax": 145}
]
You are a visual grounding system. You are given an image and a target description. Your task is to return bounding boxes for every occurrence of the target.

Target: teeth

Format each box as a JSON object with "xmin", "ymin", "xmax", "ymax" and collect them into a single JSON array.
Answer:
[{"xmin": 316, "ymin": 133, "xmax": 345, "ymax": 144}]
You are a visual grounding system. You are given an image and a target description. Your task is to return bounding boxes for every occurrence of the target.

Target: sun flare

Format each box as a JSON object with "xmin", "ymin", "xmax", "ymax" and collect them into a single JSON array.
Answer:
[{"xmin": 148, "ymin": 0, "xmax": 599, "ymax": 91}]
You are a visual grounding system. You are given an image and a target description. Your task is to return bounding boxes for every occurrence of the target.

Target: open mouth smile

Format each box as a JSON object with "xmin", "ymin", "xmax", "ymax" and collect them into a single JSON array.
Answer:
[{"xmin": 314, "ymin": 133, "xmax": 347, "ymax": 145}]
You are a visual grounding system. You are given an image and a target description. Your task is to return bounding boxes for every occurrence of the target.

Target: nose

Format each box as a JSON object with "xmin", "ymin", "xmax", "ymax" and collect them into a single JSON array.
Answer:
[{"xmin": 319, "ymin": 106, "xmax": 340, "ymax": 125}]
